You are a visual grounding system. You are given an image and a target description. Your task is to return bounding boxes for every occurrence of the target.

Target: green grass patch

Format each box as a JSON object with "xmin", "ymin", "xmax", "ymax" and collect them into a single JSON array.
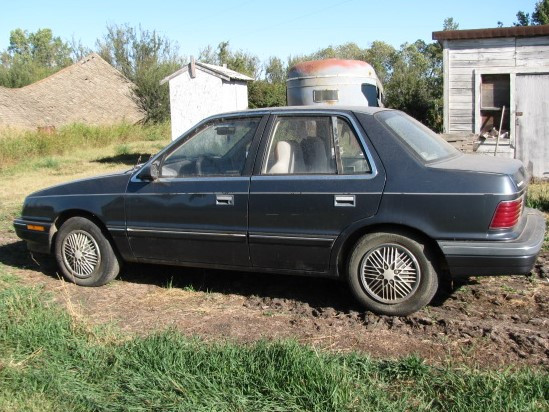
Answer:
[
  {"xmin": 0, "ymin": 268, "xmax": 547, "ymax": 411},
  {"xmin": 115, "ymin": 143, "xmax": 132, "ymax": 156},
  {"xmin": 32, "ymin": 156, "xmax": 61, "ymax": 170},
  {"xmin": 527, "ymin": 182, "xmax": 549, "ymax": 213},
  {"xmin": 0, "ymin": 122, "xmax": 170, "ymax": 169},
  {"xmin": 527, "ymin": 182, "xmax": 549, "ymax": 251}
]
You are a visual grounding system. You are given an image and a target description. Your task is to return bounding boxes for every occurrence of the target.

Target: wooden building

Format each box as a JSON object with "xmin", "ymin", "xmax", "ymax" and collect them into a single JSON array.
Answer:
[
  {"xmin": 161, "ymin": 59, "xmax": 253, "ymax": 140},
  {"xmin": 433, "ymin": 26, "xmax": 549, "ymax": 179}
]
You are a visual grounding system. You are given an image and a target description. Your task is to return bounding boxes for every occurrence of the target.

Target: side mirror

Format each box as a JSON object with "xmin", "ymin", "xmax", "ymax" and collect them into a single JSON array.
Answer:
[{"xmin": 138, "ymin": 161, "xmax": 160, "ymax": 181}]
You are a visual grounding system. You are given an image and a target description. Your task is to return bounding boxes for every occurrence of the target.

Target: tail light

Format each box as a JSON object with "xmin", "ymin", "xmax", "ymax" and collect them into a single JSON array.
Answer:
[{"xmin": 490, "ymin": 197, "xmax": 523, "ymax": 229}]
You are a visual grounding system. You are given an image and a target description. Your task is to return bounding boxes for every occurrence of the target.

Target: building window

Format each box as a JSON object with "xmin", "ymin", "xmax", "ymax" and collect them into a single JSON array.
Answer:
[{"xmin": 480, "ymin": 74, "xmax": 510, "ymax": 137}]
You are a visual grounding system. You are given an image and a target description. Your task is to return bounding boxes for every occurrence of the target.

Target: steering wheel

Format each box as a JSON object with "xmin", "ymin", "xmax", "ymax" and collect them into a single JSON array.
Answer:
[{"xmin": 195, "ymin": 156, "xmax": 220, "ymax": 176}]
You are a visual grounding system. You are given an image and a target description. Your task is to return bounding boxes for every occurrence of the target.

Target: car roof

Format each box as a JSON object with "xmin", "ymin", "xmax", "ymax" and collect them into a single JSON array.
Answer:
[{"xmin": 217, "ymin": 105, "xmax": 388, "ymax": 117}]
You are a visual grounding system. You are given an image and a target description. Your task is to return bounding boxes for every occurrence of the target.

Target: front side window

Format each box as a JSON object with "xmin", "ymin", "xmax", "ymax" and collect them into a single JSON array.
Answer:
[
  {"xmin": 377, "ymin": 111, "xmax": 458, "ymax": 162},
  {"xmin": 161, "ymin": 117, "xmax": 260, "ymax": 177},
  {"xmin": 263, "ymin": 115, "xmax": 371, "ymax": 175}
]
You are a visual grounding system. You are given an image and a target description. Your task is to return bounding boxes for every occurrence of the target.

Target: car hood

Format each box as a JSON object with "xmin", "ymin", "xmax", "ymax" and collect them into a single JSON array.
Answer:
[
  {"xmin": 429, "ymin": 154, "xmax": 527, "ymax": 189},
  {"xmin": 28, "ymin": 169, "xmax": 133, "ymax": 198}
]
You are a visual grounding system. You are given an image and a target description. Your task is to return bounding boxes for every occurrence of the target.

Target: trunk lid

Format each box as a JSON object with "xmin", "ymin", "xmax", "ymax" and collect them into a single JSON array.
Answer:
[{"xmin": 429, "ymin": 154, "xmax": 527, "ymax": 191}]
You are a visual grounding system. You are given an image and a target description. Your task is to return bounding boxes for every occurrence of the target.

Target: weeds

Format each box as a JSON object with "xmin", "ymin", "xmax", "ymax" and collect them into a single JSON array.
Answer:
[
  {"xmin": 0, "ymin": 122, "xmax": 170, "ymax": 169},
  {"xmin": 526, "ymin": 183, "xmax": 549, "ymax": 212},
  {"xmin": 33, "ymin": 156, "xmax": 61, "ymax": 170},
  {"xmin": 501, "ymin": 285, "xmax": 518, "ymax": 294},
  {"xmin": 164, "ymin": 276, "xmax": 174, "ymax": 289},
  {"xmin": 115, "ymin": 143, "xmax": 132, "ymax": 156}
]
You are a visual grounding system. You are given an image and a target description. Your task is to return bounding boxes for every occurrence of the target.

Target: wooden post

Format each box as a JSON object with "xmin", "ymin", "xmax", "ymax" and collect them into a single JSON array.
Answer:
[{"xmin": 495, "ymin": 105, "xmax": 505, "ymax": 156}]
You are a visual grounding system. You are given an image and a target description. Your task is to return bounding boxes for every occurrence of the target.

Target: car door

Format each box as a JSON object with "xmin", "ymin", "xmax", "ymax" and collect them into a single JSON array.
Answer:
[
  {"xmin": 125, "ymin": 115, "xmax": 267, "ymax": 267},
  {"xmin": 248, "ymin": 111, "xmax": 386, "ymax": 272}
]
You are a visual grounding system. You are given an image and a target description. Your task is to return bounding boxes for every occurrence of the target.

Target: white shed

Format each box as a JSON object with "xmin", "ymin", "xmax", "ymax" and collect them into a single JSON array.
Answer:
[
  {"xmin": 161, "ymin": 59, "xmax": 253, "ymax": 140},
  {"xmin": 433, "ymin": 25, "xmax": 549, "ymax": 179}
]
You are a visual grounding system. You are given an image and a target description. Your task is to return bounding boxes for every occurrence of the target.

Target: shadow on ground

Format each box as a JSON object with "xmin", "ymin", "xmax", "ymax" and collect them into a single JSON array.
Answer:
[
  {"xmin": 0, "ymin": 240, "xmax": 58, "ymax": 276},
  {"xmin": 0, "ymin": 239, "xmax": 456, "ymax": 313},
  {"xmin": 94, "ymin": 153, "xmax": 153, "ymax": 165}
]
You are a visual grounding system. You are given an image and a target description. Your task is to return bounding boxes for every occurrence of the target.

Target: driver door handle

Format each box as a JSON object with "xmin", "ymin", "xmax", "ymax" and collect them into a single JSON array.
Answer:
[
  {"xmin": 216, "ymin": 194, "xmax": 234, "ymax": 206},
  {"xmin": 334, "ymin": 195, "xmax": 355, "ymax": 207}
]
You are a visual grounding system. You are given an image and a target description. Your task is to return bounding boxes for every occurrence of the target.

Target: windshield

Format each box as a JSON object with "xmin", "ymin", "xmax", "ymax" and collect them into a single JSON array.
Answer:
[{"xmin": 376, "ymin": 111, "xmax": 458, "ymax": 162}]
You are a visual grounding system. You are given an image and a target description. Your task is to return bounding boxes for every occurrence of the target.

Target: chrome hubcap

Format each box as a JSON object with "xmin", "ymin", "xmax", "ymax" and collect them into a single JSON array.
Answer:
[
  {"xmin": 360, "ymin": 243, "xmax": 420, "ymax": 304},
  {"xmin": 62, "ymin": 230, "xmax": 101, "ymax": 279}
]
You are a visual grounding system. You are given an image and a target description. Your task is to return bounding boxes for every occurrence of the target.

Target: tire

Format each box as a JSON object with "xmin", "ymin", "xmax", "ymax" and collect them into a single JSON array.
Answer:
[
  {"xmin": 346, "ymin": 231, "xmax": 439, "ymax": 316},
  {"xmin": 54, "ymin": 217, "xmax": 120, "ymax": 286}
]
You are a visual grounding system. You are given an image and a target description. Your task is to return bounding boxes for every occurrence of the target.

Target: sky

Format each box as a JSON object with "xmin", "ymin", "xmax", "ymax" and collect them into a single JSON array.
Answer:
[{"xmin": 0, "ymin": 0, "xmax": 538, "ymax": 64}]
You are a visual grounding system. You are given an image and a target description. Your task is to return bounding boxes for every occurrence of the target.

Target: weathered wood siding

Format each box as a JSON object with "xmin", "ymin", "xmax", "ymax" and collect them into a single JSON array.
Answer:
[
  {"xmin": 444, "ymin": 36, "xmax": 549, "ymax": 134},
  {"xmin": 515, "ymin": 74, "xmax": 549, "ymax": 178}
]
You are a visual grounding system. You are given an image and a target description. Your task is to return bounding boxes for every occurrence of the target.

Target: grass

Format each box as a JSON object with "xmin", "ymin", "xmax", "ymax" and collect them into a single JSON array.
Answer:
[
  {"xmin": 33, "ymin": 156, "xmax": 62, "ymax": 170},
  {"xmin": 527, "ymin": 182, "xmax": 549, "ymax": 213},
  {"xmin": 527, "ymin": 183, "xmax": 549, "ymax": 251},
  {"xmin": 0, "ymin": 268, "xmax": 547, "ymax": 412},
  {"xmin": 0, "ymin": 122, "xmax": 170, "ymax": 169},
  {"xmin": 115, "ymin": 143, "xmax": 132, "ymax": 156},
  {"xmin": 0, "ymin": 124, "xmax": 170, "ymax": 231}
]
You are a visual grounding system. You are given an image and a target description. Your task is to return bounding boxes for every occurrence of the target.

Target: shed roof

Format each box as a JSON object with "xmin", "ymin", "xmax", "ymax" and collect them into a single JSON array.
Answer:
[
  {"xmin": 433, "ymin": 25, "xmax": 549, "ymax": 41},
  {"xmin": 0, "ymin": 53, "xmax": 143, "ymax": 129},
  {"xmin": 160, "ymin": 61, "xmax": 254, "ymax": 85}
]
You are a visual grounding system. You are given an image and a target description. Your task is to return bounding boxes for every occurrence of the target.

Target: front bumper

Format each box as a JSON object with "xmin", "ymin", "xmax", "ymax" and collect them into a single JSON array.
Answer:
[
  {"xmin": 437, "ymin": 208, "xmax": 546, "ymax": 277},
  {"xmin": 13, "ymin": 218, "xmax": 53, "ymax": 254}
]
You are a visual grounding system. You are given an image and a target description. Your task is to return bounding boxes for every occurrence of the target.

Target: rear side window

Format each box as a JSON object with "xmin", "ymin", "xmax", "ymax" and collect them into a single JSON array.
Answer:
[
  {"xmin": 263, "ymin": 116, "xmax": 336, "ymax": 174},
  {"xmin": 262, "ymin": 115, "xmax": 371, "ymax": 175},
  {"xmin": 336, "ymin": 117, "xmax": 370, "ymax": 174},
  {"xmin": 377, "ymin": 111, "xmax": 458, "ymax": 162}
]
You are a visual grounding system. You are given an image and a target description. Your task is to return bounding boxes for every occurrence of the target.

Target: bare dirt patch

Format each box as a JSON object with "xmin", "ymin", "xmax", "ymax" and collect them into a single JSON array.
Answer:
[{"xmin": 1, "ymin": 230, "xmax": 547, "ymax": 368}]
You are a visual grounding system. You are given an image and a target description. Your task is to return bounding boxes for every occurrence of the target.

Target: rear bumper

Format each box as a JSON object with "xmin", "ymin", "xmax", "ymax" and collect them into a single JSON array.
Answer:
[
  {"xmin": 437, "ymin": 208, "xmax": 546, "ymax": 277},
  {"xmin": 13, "ymin": 218, "xmax": 53, "ymax": 254}
]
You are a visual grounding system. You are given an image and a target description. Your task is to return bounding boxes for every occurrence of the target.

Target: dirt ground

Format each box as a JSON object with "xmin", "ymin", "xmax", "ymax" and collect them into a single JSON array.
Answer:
[{"xmin": 1, "ymin": 227, "xmax": 547, "ymax": 368}]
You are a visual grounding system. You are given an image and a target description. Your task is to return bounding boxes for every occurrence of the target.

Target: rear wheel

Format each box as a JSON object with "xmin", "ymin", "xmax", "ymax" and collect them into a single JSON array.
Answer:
[
  {"xmin": 54, "ymin": 217, "xmax": 120, "ymax": 286},
  {"xmin": 347, "ymin": 231, "xmax": 438, "ymax": 316}
]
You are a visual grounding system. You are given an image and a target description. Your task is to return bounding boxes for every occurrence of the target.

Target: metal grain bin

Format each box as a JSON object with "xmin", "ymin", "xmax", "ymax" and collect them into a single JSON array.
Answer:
[{"xmin": 287, "ymin": 59, "xmax": 383, "ymax": 107}]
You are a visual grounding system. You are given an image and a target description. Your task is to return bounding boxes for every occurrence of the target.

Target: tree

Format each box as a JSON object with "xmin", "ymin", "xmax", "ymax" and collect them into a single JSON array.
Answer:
[
  {"xmin": 385, "ymin": 42, "xmax": 432, "ymax": 125},
  {"xmin": 514, "ymin": 0, "xmax": 549, "ymax": 25},
  {"xmin": 364, "ymin": 41, "xmax": 397, "ymax": 85},
  {"xmin": 69, "ymin": 35, "xmax": 92, "ymax": 61},
  {"xmin": 198, "ymin": 41, "xmax": 260, "ymax": 79},
  {"xmin": 264, "ymin": 56, "xmax": 286, "ymax": 84},
  {"xmin": 443, "ymin": 17, "xmax": 459, "ymax": 31},
  {"xmin": 0, "ymin": 28, "xmax": 73, "ymax": 88},
  {"xmin": 532, "ymin": 0, "xmax": 549, "ymax": 24},
  {"xmin": 514, "ymin": 11, "xmax": 531, "ymax": 26},
  {"xmin": 247, "ymin": 56, "xmax": 287, "ymax": 109},
  {"xmin": 97, "ymin": 24, "xmax": 183, "ymax": 123},
  {"xmin": 248, "ymin": 80, "xmax": 286, "ymax": 108},
  {"xmin": 7, "ymin": 28, "xmax": 72, "ymax": 68}
]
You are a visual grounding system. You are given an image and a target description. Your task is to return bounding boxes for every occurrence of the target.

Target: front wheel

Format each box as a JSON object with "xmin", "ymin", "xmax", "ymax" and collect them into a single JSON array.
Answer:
[
  {"xmin": 54, "ymin": 217, "xmax": 120, "ymax": 286},
  {"xmin": 347, "ymin": 232, "xmax": 439, "ymax": 316}
]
